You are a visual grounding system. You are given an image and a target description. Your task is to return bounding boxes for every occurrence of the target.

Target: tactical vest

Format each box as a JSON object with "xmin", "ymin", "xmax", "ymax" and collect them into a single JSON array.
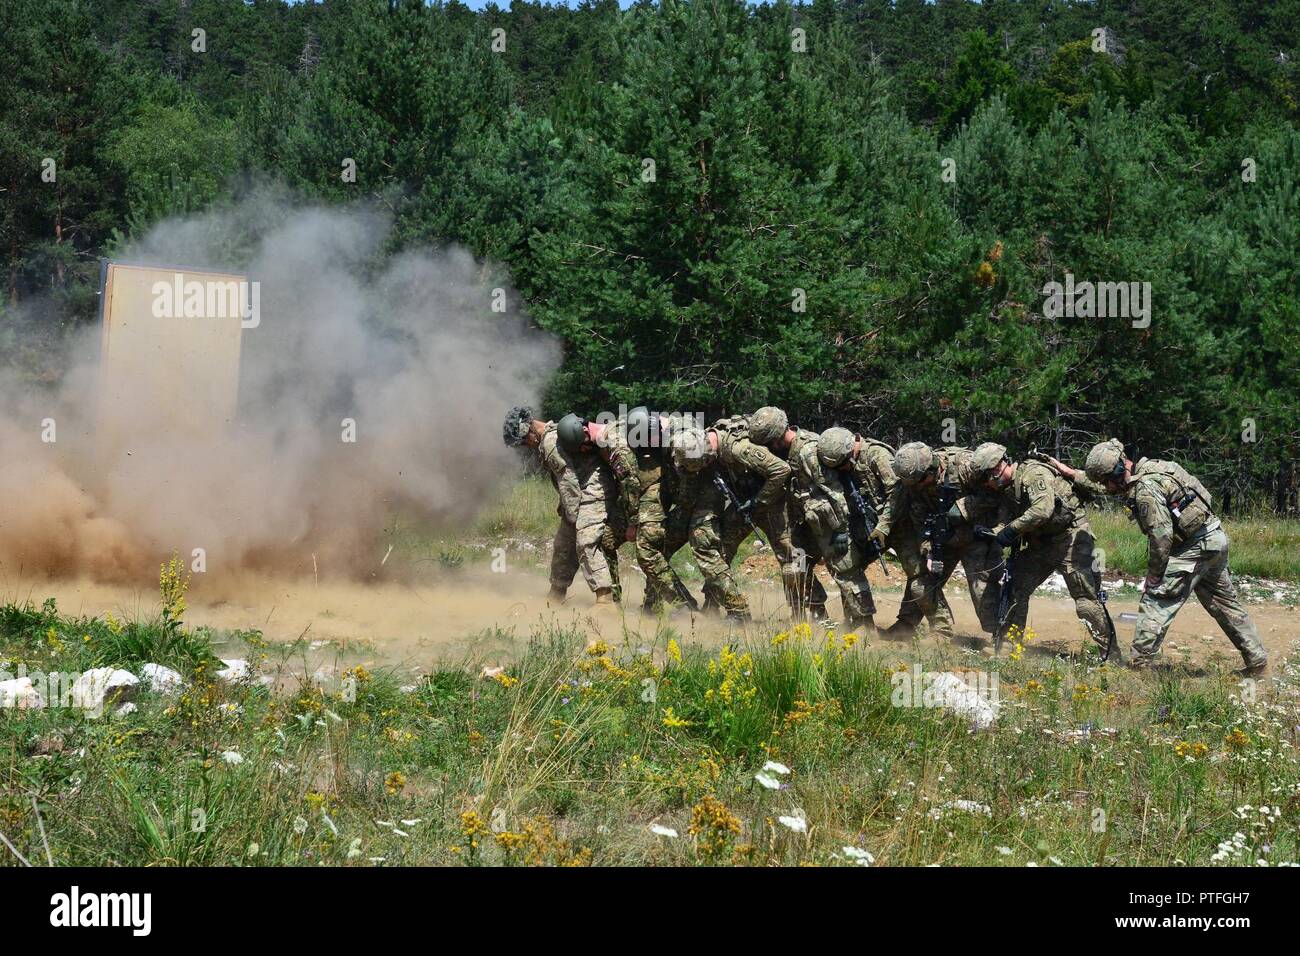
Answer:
[
  {"xmin": 1015, "ymin": 461, "xmax": 1085, "ymax": 537},
  {"xmin": 1128, "ymin": 459, "xmax": 1215, "ymax": 543},
  {"xmin": 853, "ymin": 438, "xmax": 896, "ymax": 508},
  {"xmin": 713, "ymin": 417, "xmax": 762, "ymax": 496},
  {"xmin": 714, "ymin": 416, "xmax": 751, "ymax": 441}
]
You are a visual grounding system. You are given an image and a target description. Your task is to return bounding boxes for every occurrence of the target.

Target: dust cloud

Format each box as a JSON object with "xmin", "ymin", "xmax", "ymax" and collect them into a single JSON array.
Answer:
[{"xmin": 0, "ymin": 189, "xmax": 559, "ymax": 587}]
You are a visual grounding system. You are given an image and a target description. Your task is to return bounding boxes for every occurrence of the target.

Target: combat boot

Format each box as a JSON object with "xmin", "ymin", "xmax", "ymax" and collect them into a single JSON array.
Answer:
[
  {"xmin": 1235, "ymin": 659, "xmax": 1268, "ymax": 678},
  {"xmin": 880, "ymin": 620, "xmax": 917, "ymax": 640},
  {"xmin": 594, "ymin": 588, "xmax": 616, "ymax": 605},
  {"xmin": 845, "ymin": 614, "xmax": 877, "ymax": 637},
  {"xmin": 547, "ymin": 586, "xmax": 568, "ymax": 606}
]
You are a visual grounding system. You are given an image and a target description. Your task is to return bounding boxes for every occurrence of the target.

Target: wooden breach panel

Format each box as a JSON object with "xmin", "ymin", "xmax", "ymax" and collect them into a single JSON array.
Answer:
[{"xmin": 98, "ymin": 262, "xmax": 247, "ymax": 441}]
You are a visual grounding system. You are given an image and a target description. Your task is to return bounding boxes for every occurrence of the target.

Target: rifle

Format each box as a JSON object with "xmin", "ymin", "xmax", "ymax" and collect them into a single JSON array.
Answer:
[
  {"xmin": 844, "ymin": 472, "xmax": 889, "ymax": 577},
  {"xmin": 712, "ymin": 472, "xmax": 757, "ymax": 531},
  {"xmin": 1097, "ymin": 580, "xmax": 1120, "ymax": 663},
  {"xmin": 992, "ymin": 537, "xmax": 1021, "ymax": 655},
  {"xmin": 922, "ymin": 477, "xmax": 959, "ymax": 577},
  {"xmin": 670, "ymin": 573, "xmax": 701, "ymax": 612}
]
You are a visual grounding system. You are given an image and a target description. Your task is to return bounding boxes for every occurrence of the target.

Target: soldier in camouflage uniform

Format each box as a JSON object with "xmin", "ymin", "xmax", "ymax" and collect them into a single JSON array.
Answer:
[
  {"xmin": 882, "ymin": 441, "xmax": 1001, "ymax": 638},
  {"xmin": 754, "ymin": 408, "xmax": 832, "ymax": 624},
  {"xmin": 669, "ymin": 414, "xmax": 813, "ymax": 620},
  {"xmin": 1061, "ymin": 440, "xmax": 1266, "ymax": 674},
  {"xmin": 668, "ymin": 425, "xmax": 757, "ymax": 620},
  {"xmin": 552, "ymin": 414, "xmax": 623, "ymax": 604},
  {"xmin": 816, "ymin": 427, "xmax": 912, "ymax": 633},
  {"xmin": 503, "ymin": 407, "xmax": 617, "ymax": 603},
  {"xmin": 969, "ymin": 442, "xmax": 1113, "ymax": 656},
  {"xmin": 762, "ymin": 417, "xmax": 873, "ymax": 631},
  {"xmin": 620, "ymin": 407, "xmax": 697, "ymax": 611}
]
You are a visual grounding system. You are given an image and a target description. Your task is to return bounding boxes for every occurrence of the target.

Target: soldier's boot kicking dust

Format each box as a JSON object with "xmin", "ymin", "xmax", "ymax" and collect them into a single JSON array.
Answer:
[
  {"xmin": 844, "ymin": 614, "xmax": 876, "ymax": 636},
  {"xmin": 547, "ymin": 586, "xmax": 568, "ymax": 606},
  {"xmin": 594, "ymin": 587, "xmax": 617, "ymax": 606}
]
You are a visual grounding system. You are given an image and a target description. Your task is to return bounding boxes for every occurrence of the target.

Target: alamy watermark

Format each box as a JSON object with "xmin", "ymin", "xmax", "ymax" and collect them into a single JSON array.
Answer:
[
  {"xmin": 151, "ymin": 273, "xmax": 261, "ymax": 328},
  {"xmin": 891, "ymin": 664, "xmax": 1000, "ymax": 708},
  {"xmin": 1042, "ymin": 272, "xmax": 1151, "ymax": 328}
]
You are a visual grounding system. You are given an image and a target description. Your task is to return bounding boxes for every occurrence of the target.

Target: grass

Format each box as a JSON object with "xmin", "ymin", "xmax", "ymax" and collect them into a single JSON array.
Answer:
[
  {"xmin": 2, "ymin": 583, "xmax": 1297, "ymax": 867},
  {"xmin": 1090, "ymin": 510, "xmax": 1300, "ymax": 581}
]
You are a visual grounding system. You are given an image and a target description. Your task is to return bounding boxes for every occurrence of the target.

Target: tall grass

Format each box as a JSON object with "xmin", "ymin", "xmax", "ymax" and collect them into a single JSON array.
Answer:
[
  {"xmin": 1089, "ymin": 509, "xmax": 1300, "ymax": 580},
  {"xmin": 3, "ymin": 599, "xmax": 1296, "ymax": 867}
]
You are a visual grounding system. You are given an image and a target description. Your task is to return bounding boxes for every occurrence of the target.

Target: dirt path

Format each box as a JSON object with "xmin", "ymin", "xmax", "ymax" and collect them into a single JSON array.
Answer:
[{"xmin": 7, "ymin": 560, "xmax": 1297, "ymax": 673}]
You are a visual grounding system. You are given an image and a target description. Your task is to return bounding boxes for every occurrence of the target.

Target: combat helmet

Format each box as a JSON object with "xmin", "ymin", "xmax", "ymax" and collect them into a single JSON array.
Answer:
[
  {"xmin": 817, "ymin": 427, "xmax": 857, "ymax": 469},
  {"xmin": 972, "ymin": 442, "xmax": 1009, "ymax": 475},
  {"xmin": 1085, "ymin": 439, "xmax": 1127, "ymax": 483},
  {"xmin": 502, "ymin": 405, "xmax": 534, "ymax": 447},
  {"xmin": 747, "ymin": 406, "xmax": 789, "ymax": 446},
  {"xmin": 892, "ymin": 441, "xmax": 936, "ymax": 482},
  {"xmin": 624, "ymin": 405, "xmax": 654, "ymax": 450},
  {"xmin": 557, "ymin": 413, "xmax": 590, "ymax": 453}
]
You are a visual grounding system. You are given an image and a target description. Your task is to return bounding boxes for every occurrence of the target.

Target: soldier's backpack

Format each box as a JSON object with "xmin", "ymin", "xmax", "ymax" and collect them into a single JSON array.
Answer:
[{"xmin": 1130, "ymin": 460, "xmax": 1215, "ymax": 543}]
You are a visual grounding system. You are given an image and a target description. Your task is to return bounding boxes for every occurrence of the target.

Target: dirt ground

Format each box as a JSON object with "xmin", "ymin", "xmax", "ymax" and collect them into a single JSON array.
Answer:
[{"xmin": 7, "ymin": 558, "xmax": 1297, "ymax": 673}]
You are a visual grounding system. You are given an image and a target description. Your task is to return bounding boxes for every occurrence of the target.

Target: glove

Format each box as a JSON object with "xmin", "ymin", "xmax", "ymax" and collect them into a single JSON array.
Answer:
[
  {"xmin": 973, "ymin": 524, "xmax": 996, "ymax": 541},
  {"xmin": 868, "ymin": 527, "xmax": 888, "ymax": 549},
  {"xmin": 830, "ymin": 531, "xmax": 850, "ymax": 558},
  {"xmin": 995, "ymin": 526, "xmax": 1018, "ymax": 548}
]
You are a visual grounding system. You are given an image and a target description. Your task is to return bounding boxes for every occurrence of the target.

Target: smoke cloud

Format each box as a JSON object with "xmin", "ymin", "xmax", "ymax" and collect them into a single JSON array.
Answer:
[{"xmin": 0, "ymin": 191, "xmax": 559, "ymax": 583}]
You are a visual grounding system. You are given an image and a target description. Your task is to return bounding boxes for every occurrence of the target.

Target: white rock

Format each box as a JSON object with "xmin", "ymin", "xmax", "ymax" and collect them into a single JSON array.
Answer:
[
  {"xmin": 0, "ymin": 677, "xmax": 45, "ymax": 710},
  {"xmin": 930, "ymin": 672, "xmax": 997, "ymax": 729},
  {"xmin": 72, "ymin": 668, "xmax": 139, "ymax": 716},
  {"xmin": 216, "ymin": 659, "xmax": 251, "ymax": 683},
  {"xmin": 928, "ymin": 799, "xmax": 992, "ymax": 820},
  {"xmin": 139, "ymin": 663, "xmax": 185, "ymax": 695},
  {"xmin": 115, "ymin": 702, "xmax": 138, "ymax": 717}
]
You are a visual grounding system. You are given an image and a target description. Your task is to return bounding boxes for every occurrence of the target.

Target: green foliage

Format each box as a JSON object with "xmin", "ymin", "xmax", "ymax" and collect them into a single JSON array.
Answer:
[
  {"xmin": 3, "ymin": 607, "xmax": 1298, "ymax": 866},
  {"xmin": 2, "ymin": 0, "xmax": 1297, "ymax": 500}
]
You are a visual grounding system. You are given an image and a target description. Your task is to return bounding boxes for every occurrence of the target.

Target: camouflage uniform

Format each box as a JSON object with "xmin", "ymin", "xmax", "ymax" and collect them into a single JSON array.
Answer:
[
  {"xmin": 537, "ymin": 421, "xmax": 620, "ymax": 597},
  {"xmin": 992, "ymin": 460, "xmax": 1110, "ymax": 650},
  {"xmin": 674, "ymin": 455, "xmax": 752, "ymax": 617},
  {"xmin": 787, "ymin": 428, "xmax": 872, "ymax": 625},
  {"xmin": 717, "ymin": 417, "xmax": 826, "ymax": 617},
  {"xmin": 1093, "ymin": 457, "xmax": 1265, "ymax": 668},
  {"xmin": 884, "ymin": 446, "xmax": 1001, "ymax": 636},
  {"xmin": 673, "ymin": 418, "xmax": 810, "ymax": 618},
  {"xmin": 628, "ymin": 436, "xmax": 694, "ymax": 609},
  {"xmin": 841, "ymin": 436, "xmax": 928, "ymax": 626}
]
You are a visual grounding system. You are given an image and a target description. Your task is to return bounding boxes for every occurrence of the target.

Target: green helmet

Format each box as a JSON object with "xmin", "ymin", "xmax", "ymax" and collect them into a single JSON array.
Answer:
[
  {"xmin": 972, "ymin": 442, "xmax": 1008, "ymax": 474},
  {"xmin": 625, "ymin": 405, "xmax": 653, "ymax": 450},
  {"xmin": 557, "ymin": 413, "xmax": 589, "ymax": 453},
  {"xmin": 670, "ymin": 426, "xmax": 712, "ymax": 472},
  {"xmin": 502, "ymin": 405, "xmax": 534, "ymax": 447},
  {"xmin": 892, "ymin": 441, "xmax": 935, "ymax": 482},
  {"xmin": 748, "ymin": 406, "xmax": 789, "ymax": 446},
  {"xmin": 1085, "ymin": 439, "xmax": 1126, "ymax": 483},
  {"xmin": 817, "ymin": 427, "xmax": 857, "ymax": 469}
]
